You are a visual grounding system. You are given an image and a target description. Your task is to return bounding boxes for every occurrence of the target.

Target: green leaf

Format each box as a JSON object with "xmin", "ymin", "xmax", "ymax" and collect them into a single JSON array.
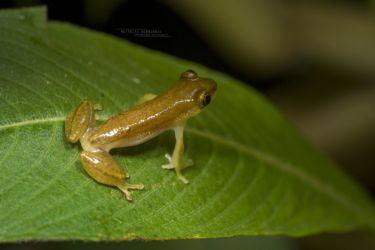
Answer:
[{"xmin": 0, "ymin": 6, "xmax": 374, "ymax": 242}]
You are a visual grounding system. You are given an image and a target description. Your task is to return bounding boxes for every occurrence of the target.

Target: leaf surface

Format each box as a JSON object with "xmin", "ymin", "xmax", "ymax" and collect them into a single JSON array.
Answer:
[{"xmin": 0, "ymin": 6, "xmax": 374, "ymax": 242}]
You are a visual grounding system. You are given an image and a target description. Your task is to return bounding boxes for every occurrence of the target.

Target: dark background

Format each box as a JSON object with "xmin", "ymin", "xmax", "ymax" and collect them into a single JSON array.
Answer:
[{"xmin": 1, "ymin": 0, "xmax": 375, "ymax": 249}]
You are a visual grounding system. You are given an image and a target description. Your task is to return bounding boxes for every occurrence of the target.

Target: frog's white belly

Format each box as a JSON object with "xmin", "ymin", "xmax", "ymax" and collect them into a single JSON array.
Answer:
[{"xmin": 103, "ymin": 127, "xmax": 171, "ymax": 152}]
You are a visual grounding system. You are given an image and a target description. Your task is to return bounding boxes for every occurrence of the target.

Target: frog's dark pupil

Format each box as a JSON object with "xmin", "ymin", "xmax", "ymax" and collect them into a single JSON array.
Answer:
[{"xmin": 203, "ymin": 95, "xmax": 211, "ymax": 106}]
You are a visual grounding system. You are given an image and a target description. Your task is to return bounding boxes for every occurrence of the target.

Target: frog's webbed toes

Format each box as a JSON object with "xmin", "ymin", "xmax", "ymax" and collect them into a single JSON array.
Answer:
[{"xmin": 117, "ymin": 183, "xmax": 144, "ymax": 201}]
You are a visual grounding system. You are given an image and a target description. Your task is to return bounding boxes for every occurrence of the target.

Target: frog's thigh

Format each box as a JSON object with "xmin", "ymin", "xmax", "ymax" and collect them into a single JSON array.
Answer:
[
  {"xmin": 65, "ymin": 100, "xmax": 96, "ymax": 143},
  {"xmin": 80, "ymin": 150, "xmax": 126, "ymax": 187},
  {"xmin": 136, "ymin": 93, "xmax": 157, "ymax": 105},
  {"xmin": 80, "ymin": 150, "xmax": 144, "ymax": 200}
]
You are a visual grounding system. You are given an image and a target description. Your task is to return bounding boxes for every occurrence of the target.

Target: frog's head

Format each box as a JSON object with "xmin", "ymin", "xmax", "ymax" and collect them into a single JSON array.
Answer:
[{"xmin": 179, "ymin": 69, "xmax": 217, "ymax": 110}]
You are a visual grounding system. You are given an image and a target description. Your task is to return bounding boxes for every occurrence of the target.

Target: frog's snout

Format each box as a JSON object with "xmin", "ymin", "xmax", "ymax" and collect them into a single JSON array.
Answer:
[{"xmin": 205, "ymin": 78, "xmax": 217, "ymax": 98}]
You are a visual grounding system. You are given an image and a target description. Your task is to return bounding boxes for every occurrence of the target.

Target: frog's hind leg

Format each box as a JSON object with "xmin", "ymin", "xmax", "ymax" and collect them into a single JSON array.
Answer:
[
  {"xmin": 65, "ymin": 100, "xmax": 96, "ymax": 143},
  {"xmin": 80, "ymin": 150, "xmax": 144, "ymax": 201}
]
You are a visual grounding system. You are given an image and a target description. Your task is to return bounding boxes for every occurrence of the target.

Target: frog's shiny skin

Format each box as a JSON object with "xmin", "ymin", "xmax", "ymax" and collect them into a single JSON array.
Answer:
[{"xmin": 65, "ymin": 70, "xmax": 217, "ymax": 201}]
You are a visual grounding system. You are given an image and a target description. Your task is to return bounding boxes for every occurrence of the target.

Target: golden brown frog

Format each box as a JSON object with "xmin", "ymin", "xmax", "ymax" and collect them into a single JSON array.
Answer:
[{"xmin": 65, "ymin": 70, "xmax": 217, "ymax": 200}]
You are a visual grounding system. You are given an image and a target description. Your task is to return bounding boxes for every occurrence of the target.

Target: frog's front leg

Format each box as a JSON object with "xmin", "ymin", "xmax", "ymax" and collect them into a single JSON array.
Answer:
[
  {"xmin": 80, "ymin": 150, "xmax": 144, "ymax": 201},
  {"xmin": 162, "ymin": 124, "xmax": 193, "ymax": 184}
]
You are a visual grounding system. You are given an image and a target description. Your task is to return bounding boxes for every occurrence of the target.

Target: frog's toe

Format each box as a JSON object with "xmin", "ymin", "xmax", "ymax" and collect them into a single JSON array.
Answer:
[
  {"xmin": 93, "ymin": 103, "xmax": 102, "ymax": 111},
  {"xmin": 164, "ymin": 153, "xmax": 172, "ymax": 162},
  {"xmin": 117, "ymin": 182, "xmax": 144, "ymax": 201},
  {"xmin": 161, "ymin": 154, "xmax": 174, "ymax": 169},
  {"xmin": 162, "ymin": 163, "xmax": 174, "ymax": 169},
  {"xmin": 178, "ymin": 174, "xmax": 189, "ymax": 184}
]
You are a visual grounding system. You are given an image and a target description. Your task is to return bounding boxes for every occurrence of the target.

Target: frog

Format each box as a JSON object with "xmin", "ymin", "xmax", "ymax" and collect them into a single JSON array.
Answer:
[{"xmin": 65, "ymin": 70, "xmax": 217, "ymax": 201}]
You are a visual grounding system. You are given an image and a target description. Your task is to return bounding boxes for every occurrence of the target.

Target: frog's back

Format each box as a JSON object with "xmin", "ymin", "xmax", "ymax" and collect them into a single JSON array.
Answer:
[
  {"xmin": 88, "ymin": 95, "xmax": 191, "ymax": 150},
  {"xmin": 88, "ymin": 72, "xmax": 216, "ymax": 151}
]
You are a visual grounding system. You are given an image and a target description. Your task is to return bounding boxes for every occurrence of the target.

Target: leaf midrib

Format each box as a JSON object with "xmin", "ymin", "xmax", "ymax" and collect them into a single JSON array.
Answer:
[{"xmin": 0, "ymin": 117, "xmax": 372, "ymax": 228}]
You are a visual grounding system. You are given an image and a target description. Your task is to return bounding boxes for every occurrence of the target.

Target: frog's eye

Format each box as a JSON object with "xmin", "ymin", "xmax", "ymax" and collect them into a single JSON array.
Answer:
[
  {"xmin": 181, "ymin": 70, "xmax": 198, "ymax": 80},
  {"xmin": 199, "ymin": 93, "xmax": 211, "ymax": 107}
]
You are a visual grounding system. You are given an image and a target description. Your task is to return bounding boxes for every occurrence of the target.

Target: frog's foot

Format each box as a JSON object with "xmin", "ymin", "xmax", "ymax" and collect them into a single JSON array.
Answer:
[
  {"xmin": 161, "ymin": 154, "xmax": 194, "ymax": 169},
  {"xmin": 117, "ymin": 182, "xmax": 144, "ymax": 201},
  {"xmin": 161, "ymin": 154, "xmax": 174, "ymax": 169},
  {"xmin": 93, "ymin": 103, "xmax": 102, "ymax": 111},
  {"xmin": 161, "ymin": 154, "xmax": 193, "ymax": 184}
]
